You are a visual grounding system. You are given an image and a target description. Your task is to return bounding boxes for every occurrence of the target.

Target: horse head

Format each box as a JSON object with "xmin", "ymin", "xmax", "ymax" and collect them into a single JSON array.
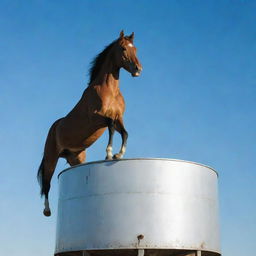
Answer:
[{"xmin": 113, "ymin": 30, "xmax": 142, "ymax": 77}]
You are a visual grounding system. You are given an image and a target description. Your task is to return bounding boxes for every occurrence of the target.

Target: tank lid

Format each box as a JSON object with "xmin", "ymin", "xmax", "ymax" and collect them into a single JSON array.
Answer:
[{"xmin": 58, "ymin": 158, "xmax": 218, "ymax": 178}]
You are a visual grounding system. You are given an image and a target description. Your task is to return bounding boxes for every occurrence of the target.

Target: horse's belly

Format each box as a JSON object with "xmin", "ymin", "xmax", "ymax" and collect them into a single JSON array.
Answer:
[
  {"xmin": 56, "ymin": 118, "xmax": 107, "ymax": 151},
  {"xmin": 82, "ymin": 127, "xmax": 106, "ymax": 148}
]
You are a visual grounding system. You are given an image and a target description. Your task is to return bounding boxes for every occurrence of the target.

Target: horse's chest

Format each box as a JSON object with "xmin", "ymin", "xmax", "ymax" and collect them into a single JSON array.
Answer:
[
  {"xmin": 104, "ymin": 105, "xmax": 120, "ymax": 118},
  {"xmin": 101, "ymin": 98, "xmax": 124, "ymax": 119}
]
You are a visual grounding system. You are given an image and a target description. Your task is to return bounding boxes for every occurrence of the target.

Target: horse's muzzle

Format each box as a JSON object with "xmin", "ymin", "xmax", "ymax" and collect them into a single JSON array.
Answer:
[
  {"xmin": 132, "ymin": 71, "xmax": 141, "ymax": 77},
  {"xmin": 131, "ymin": 65, "xmax": 142, "ymax": 77}
]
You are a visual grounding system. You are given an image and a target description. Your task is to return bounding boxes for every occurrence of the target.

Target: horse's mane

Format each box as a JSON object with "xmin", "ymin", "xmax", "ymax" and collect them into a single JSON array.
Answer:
[{"xmin": 88, "ymin": 39, "xmax": 117, "ymax": 85}]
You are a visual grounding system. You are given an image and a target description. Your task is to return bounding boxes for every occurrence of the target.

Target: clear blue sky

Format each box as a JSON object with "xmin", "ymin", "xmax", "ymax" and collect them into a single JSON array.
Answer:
[{"xmin": 0, "ymin": 1, "xmax": 255, "ymax": 255}]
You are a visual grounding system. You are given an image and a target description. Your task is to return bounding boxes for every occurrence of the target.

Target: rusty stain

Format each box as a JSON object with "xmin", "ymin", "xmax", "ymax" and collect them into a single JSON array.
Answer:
[{"xmin": 137, "ymin": 234, "xmax": 144, "ymax": 245}]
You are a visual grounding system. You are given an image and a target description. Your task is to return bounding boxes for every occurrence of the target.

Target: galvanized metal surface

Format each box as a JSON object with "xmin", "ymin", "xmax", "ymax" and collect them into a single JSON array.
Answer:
[{"xmin": 55, "ymin": 158, "xmax": 220, "ymax": 255}]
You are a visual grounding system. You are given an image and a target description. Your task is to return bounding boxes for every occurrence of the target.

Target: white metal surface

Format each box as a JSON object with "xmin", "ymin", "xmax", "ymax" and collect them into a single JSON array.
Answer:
[{"xmin": 55, "ymin": 158, "xmax": 220, "ymax": 255}]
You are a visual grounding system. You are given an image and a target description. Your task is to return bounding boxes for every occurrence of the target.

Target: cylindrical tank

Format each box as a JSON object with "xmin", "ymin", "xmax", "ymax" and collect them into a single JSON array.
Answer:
[{"xmin": 55, "ymin": 158, "xmax": 221, "ymax": 256}]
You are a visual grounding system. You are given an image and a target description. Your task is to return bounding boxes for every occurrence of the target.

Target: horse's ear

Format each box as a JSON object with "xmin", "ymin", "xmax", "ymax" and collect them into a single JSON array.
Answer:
[
  {"xmin": 129, "ymin": 32, "xmax": 134, "ymax": 42},
  {"xmin": 119, "ymin": 30, "xmax": 124, "ymax": 39}
]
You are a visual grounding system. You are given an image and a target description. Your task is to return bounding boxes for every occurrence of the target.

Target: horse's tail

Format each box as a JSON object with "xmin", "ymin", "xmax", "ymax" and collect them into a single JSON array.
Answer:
[{"xmin": 37, "ymin": 157, "xmax": 45, "ymax": 197}]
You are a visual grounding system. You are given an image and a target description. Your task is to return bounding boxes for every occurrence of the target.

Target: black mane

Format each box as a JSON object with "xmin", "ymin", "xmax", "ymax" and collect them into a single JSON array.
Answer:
[{"xmin": 88, "ymin": 40, "xmax": 117, "ymax": 84}]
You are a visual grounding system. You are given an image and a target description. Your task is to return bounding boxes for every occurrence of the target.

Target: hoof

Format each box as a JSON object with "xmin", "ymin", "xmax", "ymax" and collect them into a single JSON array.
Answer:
[
  {"xmin": 113, "ymin": 153, "xmax": 122, "ymax": 159},
  {"xmin": 105, "ymin": 156, "xmax": 113, "ymax": 160},
  {"xmin": 43, "ymin": 209, "xmax": 51, "ymax": 217}
]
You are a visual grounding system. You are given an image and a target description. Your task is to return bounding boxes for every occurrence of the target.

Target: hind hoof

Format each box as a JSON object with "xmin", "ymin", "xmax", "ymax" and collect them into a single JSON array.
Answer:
[{"xmin": 43, "ymin": 209, "xmax": 51, "ymax": 217}]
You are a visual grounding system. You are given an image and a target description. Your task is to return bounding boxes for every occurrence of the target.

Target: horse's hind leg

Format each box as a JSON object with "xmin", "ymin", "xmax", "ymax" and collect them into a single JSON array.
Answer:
[
  {"xmin": 38, "ymin": 119, "xmax": 62, "ymax": 216},
  {"xmin": 65, "ymin": 150, "xmax": 86, "ymax": 166},
  {"xmin": 41, "ymin": 148, "xmax": 59, "ymax": 216},
  {"xmin": 113, "ymin": 118, "xmax": 128, "ymax": 159}
]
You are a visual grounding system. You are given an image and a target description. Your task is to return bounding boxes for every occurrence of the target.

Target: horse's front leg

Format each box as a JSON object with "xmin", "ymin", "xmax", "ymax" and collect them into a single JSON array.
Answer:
[
  {"xmin": 105, "ymin": 119, "xmax": 115, "ymax": 160},
  {"xmin": 113, "ymin": 118, "xmax": 128, "ymax": 159}
]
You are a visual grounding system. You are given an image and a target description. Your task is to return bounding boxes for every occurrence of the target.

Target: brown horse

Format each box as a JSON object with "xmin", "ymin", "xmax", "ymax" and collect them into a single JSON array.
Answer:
[{"xmin": 37, "ymin": 31, "xmax": 142, "ymax": 217}]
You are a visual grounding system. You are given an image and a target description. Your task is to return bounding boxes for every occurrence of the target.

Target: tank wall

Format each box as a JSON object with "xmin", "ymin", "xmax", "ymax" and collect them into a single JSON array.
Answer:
[{"xmin": 55, "ymin": 159, "xmax": 220, "ymax": 255}]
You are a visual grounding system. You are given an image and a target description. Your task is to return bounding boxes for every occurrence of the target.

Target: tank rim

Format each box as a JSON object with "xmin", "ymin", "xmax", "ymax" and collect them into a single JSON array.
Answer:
[
  {"xmin": 55, "ymin": 247, "xmax": 221, "ymax": 255},
  {"xmin": 58, "ymin": 158, "xmax": 218, "ymax": 178}
]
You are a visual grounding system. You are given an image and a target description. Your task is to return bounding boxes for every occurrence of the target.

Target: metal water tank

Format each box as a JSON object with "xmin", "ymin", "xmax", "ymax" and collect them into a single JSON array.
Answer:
[{"xmin": 55, "ymin": 158, "xmax": 221, "ymax": 256}]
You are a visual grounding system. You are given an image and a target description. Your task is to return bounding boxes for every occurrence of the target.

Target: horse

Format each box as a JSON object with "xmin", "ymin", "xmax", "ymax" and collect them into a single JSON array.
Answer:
[{"xmin": 37, "ymin": 31, "xmax": 142, "ymax": 217}]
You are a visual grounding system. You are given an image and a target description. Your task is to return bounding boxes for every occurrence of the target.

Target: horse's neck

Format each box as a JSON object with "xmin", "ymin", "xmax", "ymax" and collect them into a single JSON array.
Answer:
[
  {"xmin": 89, "ymin": 56, "xmax": 120, "ymax": 92},
  {"xmin": 104, "ymin": 72, "xmax": 120, "ymax": 92}
]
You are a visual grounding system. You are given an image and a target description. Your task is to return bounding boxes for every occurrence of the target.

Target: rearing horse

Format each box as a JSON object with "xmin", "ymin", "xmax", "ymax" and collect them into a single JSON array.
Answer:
[{"xmin": 37, "ymin": 31, "xmax": 142, "ymax": 217}]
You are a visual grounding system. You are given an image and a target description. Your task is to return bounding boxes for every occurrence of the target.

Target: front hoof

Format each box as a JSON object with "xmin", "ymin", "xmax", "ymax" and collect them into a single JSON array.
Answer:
[
  {"xmin": 113, "ymin": 153, "xmax": 123, "ymax": 159},
  {"xmin": 43, "ymin": 209, "xmax": 51, "ymax": 217},
  {"xmin": 105, "ymin": 156, "xmax": 113, "ymax": 160}
]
